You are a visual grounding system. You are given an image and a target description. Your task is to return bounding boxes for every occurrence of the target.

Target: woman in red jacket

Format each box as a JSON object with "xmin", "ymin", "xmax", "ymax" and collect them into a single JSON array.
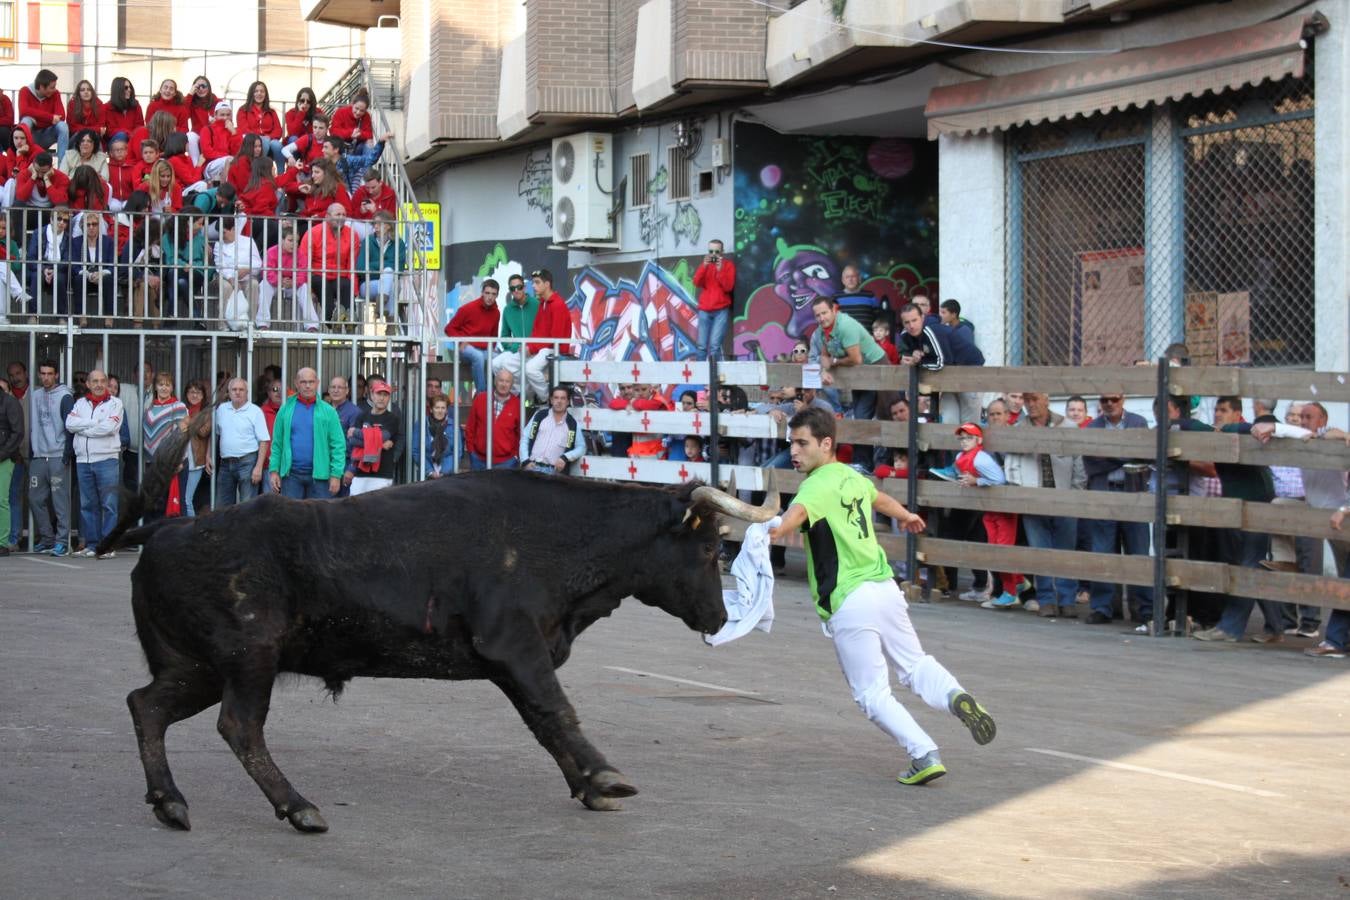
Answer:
[
  {"xmin": 186, "ymin": 75, "xmax": 218, "ymax": 132},
  {"xmin": 236, "ymin": 81, "xmax": 284, "ymax": 168},
  {"xmin": 227, "ymin": 133, "xmax": 267, "ymax": 195},
  {"xmin": 67, "ymin": 80, "xmax": 105, "ymax": 138},
  {"xmin": 284, "ymin": 87, "xmax": 324, "ymax": 144},
  {"xmin": 162, "ymin": 133, "xmax": 205, "ymax": 192},
  {"xmin": 239, "ymin": 156, "xmax": 281, "ymax": 247},
  {"xmin": 145, "ymin": 80, "xmax": 202, "ymax": 164},
  {"xmin": 295, "ymin": 158, "xmax": 351, "ymax": 220},
  {"xmin": 68, "ymin": 165, "xmax": 110, "ymax": 214},
  {"xmin": 103, "ymin": 77, "xmax": 144, "ymax": 144}
]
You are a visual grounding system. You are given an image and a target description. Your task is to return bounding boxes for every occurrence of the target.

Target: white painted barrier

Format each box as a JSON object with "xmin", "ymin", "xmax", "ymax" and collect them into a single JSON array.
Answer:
[
  {"xmin": 576, "ymin": 456, "xmax": 765, "ymax": 489},
  {"xmin": 577, "ymin": 407, "xmax": 780, "ymax": 439},
  {"xmin": 555, "ymin": 359, "xmax": 768, "ymax": 387}
]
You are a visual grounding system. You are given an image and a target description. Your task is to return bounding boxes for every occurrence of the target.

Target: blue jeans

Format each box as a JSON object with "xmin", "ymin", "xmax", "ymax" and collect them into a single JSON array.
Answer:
[
  {"xmin": 1280, "ymin": 534, "xmax": 1323, "ymax": 631},
  {"xmin": 846, "ymin": 389, "xmax": 877, "ymax": 473},
  {"xmin": 184, "ymin": 468, "xmax": 204, "ymax": 517},
  {"xmin": 468, "ymin": 453, "xmax": 517, "ymax": 471},
  {"xmin": 1022, "ymin": 514, "xmax": 1079, "ymax": 609},
  {"xmin": 215, "ymin": 453, "xmax": 260, "ymax": 507},
  {"xmin": 457, "ymin": 344, "xmax": 489, "ymax": 394},
  {"xmin": 24, "ymin": 118, "xmax": 69, "ymax": 159},
  {"xmin": 77, "ymin": 458, "xmax": 120, "ymax": 546},
  {"xmin": 696, "ymin": 308, "xmax": 730, "ymax": 361},
  {"xmin": 7, "ymin": 458, "xmax": 23, "ymax": 544},
  {"xmin": 1085, "ymin": 514, "xmax": 1154, "ymax": 619},
  {"xmin": 1215, "ymin": 529, "xmax": 1283, "ymax": 638},
  {"xmin": 263, "ymin": 137, "xmax": 286, "ymax": 169},
  {"xmin": 280, "ymin": 468, "xmax": 333, "ymax": 499}
]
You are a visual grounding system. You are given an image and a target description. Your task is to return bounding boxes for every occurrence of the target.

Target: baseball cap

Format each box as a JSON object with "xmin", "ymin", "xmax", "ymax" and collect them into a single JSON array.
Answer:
[
  {"xmin": 368, "ymin": 379, "xmax": 392, "ymax": 394},
  {"xmin": 954, "ymin": 422, "xmax": 983, "ymax": 439},
  {"xmin": 214, "ymin": 100, "xmax": 232, "ymax": 113}
]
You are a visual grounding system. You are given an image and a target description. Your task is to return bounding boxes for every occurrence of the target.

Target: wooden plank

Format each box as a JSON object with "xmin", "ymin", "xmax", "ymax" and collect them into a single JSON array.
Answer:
[
  {"xmin": 1166, "ymin": 494, "xmax": 1243, "ymax": 529},
  {"xmin": 556, "ymin": 359, "xmax": 766, "ymax": 386},
  {"xmin": 1226, "ymin": 567, "xmax": 1350, "ymax": 612},
  {"xmin": 919, "ymin": 365, "xmax": 1158, "ymax": 396},
  {"xmin": 915, "ymin": 481, "xmax": 1155, "ymax": 522},
  {"xmin": 1167, "ymin": 367, "xmax": 1242, "ymax": 397},
  {"xmin": 1169, "ymin": 431, "xmax": 1240, "ymax": 464},
  {"xmin": 1242, "ymin": 502, "xmax": 1343, "ymax": 541},
  {"xmin": 918, "ymin": 423, "xmax": 1157, "ymax": 456},
  {"xmin": 575, "ymin": 456, "xmax": 763, "ymax": 489},
  {"xmin": 1235, "ymin": 435, "xmax": 1350, "ymax": 469},
  {"xmin": 762, "ymin": 362, "xmax": 909, "ymax": 391},
  {"xmin": 916, "ymin": 537, "xmax": 1154, "ymax": 585},
  {"xmin": 1237, "ymin": 369, "xmax": 1350, "ymax": 403}
]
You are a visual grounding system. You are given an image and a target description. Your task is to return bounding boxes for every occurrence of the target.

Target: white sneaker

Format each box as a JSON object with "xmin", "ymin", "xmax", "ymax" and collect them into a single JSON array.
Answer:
[
  {"xmin": 1024, "ymin": 599, "xmax": 1041, "ymax": 613},
  {"xmin": 79, "ymin": 547, "xmax": 96, "ymax": 558},
  {"xmin": 96, "ymin": 551, "xmax": 116, "ymax": 560},
  {"xmin": 959, "ymin": 589, "xmax": 989, "ymax": 602}
]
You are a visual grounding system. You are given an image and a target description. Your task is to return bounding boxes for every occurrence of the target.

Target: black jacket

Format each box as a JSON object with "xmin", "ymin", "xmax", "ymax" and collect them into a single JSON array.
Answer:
[{"xmin": 0, "ymin": 392, "xmax": 24, "ymax": 463}]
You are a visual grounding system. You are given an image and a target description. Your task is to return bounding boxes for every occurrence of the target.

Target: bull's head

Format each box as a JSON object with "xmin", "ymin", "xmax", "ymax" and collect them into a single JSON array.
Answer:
[{"xmin": 633, "ymin": 484, "xmax": 780, "ymax": 635}]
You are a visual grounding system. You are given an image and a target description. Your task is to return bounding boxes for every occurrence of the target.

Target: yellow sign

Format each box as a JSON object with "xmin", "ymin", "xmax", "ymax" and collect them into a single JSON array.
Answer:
[{"xmin": 402, "ymin": 202, "xmax": 441, "ymax": 271}]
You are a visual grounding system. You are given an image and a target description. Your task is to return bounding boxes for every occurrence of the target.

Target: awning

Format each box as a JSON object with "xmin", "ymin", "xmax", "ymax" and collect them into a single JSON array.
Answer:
[{"xmin": 925, "ymin": 12, "xmax": 1326, "ymax": 139}]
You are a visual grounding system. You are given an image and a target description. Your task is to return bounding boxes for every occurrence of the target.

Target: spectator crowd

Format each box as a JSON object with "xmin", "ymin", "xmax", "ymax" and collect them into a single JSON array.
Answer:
[{"xmin": 1, "ymin": 69, "xmax": 412, "ymax": 332}]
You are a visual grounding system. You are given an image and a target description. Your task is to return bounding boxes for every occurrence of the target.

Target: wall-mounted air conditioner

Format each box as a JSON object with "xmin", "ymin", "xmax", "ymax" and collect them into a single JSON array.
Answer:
[{"xmin": 552, "ymin": 132, "xmax": 613, "ymax": 244}]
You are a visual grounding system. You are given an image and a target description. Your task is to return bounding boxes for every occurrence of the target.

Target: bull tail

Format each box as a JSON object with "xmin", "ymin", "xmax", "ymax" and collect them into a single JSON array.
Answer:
[{"xmin": 96, "ymin": 412, "xmax": 198, "ymax": 555}]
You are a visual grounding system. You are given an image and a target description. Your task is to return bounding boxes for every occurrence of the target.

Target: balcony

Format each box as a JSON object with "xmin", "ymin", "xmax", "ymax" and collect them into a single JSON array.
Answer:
[{"xmin": 301, "ymin": 0, "xmax": 399, "ymax": 30}]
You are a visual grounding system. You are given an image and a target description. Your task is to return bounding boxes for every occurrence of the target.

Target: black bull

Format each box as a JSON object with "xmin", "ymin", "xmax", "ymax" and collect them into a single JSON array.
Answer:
[{"xmin": 98, "ymin": 424, "xmax": 778, "ymax": 833}]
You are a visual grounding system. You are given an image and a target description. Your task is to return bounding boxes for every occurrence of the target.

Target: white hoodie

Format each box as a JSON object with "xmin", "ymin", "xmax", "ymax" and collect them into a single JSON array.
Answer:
[
  {"xmin": 214, "ymin": 234, "xmax": 263, "ymax": 284},
  {"xmin": 66, "ymin": 393, "xmax": 125, "ymax": 464}
]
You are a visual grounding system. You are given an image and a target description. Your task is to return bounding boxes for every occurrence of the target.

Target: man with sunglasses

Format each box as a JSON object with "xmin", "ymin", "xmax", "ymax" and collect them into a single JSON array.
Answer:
[
  {"xmin": 492, "ymin": 274, "xmax": 538, "ymax": 386},
  {"xmin": 1081, "ymin": 393, "xmax": 1153, "ymax": 625},
  {"xmin": 445, "ymin": 279, "xmax": 501, "ymax": 393},
  {"xmin": 494, "ymin": 268, "xmax": 571, "ymax": 403}
]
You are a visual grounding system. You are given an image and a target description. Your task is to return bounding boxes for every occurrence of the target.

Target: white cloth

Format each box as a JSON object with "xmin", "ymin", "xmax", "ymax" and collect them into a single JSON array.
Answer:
[
  {"xmin": 350, "ymin": 476, "xmax": 392, "ymax": 495},
  {"xmin": 705, "ymin": 518, "xmax": 779, "ymax": 647},
  {"xmin": 824, "ymin": 578, "xmax": 963, "ymax": 759}
]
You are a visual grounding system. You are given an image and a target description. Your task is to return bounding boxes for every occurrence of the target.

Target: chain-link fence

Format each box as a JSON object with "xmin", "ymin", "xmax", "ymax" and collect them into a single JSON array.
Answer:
[{"xmin": 1007, "ymin": 67, "xmax": 1315, "ymax": 368}]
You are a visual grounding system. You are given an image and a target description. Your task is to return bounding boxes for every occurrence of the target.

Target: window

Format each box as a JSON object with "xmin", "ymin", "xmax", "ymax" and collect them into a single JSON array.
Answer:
[
  {"xmin": 630, "ymin": 152, "xmax": 650, "ymax": 207},
  {"xmin": 0, "ymin": 0, "xmax": 15, "ymax": 60},
  {"xmin": 118, "ymin": 0, "xmax": 172, "ymax": 50},
  {"xmin": 667, "ymin": 145, "xmax": 691, "ymax": 201}
]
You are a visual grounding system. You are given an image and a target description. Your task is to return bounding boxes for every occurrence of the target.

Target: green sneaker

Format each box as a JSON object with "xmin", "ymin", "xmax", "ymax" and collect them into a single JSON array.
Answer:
[
  {"xmin": 949, "ymin": 690, "xmax": 996, "ymax": 746},
  {"xmin": 897, "ymin": 751, "xmax": 946, "ymax": 785}
]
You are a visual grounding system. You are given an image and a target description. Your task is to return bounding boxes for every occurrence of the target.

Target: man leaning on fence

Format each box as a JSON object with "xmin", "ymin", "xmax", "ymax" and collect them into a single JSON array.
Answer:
[
  {"xmin": 1081, "ymin": 392, "xmax": 1153, "ymax": 625},
  {"xmin": 445, "ymin": 279, "xmax": 502, "ymax": 394},
  {"xmin": 1002, "ymin": 391, "xmax": 1086, "ymax": 618},
  {"xmin": 215, "ymin": 377, "xmax": 270, "ymax": 507},
  {"xmin": 267, "ymin": 367, "xmax": 346, "ymax": 500}
]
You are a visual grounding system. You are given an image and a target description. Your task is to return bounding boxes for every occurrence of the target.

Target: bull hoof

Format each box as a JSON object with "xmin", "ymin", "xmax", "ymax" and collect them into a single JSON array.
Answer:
[
  {"xmin": 152, "ymin": 800, "xmax": 191, "ymax": 831},
  {"xmin": 590, "ymin": 768, "xmax": 638, "ymax": 799},
  {"xmin": 287, "ymin": 807, "xmax": 329, "ymax": 833},
  {"xmin": 580, "ymin": 792, "xmax": 624, "ymax": 811}
]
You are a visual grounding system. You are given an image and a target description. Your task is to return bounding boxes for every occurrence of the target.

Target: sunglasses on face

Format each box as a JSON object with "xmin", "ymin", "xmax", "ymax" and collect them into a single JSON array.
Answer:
[
  {"xmin": 194, "ymin": 84, "xmax": 208, "ymax": 91},
  {"xmin": 510, "ymin": 284, "xmax": 525, "ymax": 291},
  {"xmin": 1100, "ymin": 397, "xmax": 1123, "ymax": 404}
]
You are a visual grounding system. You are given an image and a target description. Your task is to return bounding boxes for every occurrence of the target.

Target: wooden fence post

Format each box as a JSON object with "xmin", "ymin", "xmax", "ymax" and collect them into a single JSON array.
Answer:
[{"xmin": 1152, "ymin": 359, "xmax": 1170, "ymax": 637}]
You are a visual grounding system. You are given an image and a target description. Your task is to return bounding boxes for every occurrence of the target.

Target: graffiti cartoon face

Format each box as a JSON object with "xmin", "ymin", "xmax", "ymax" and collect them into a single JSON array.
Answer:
[{"xmin": 772, "ymin": 240, "xmax": 840, "ymax": 338}]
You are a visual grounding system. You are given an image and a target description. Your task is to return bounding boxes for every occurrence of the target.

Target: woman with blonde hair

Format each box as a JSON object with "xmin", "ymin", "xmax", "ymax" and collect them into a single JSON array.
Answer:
[{"xmin": 146, "ymin": 160, "xmax": 182, "ymax": 214}]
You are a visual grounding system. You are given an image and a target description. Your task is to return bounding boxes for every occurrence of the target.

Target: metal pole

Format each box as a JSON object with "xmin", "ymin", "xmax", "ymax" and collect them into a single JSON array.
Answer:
[
  {"xmin": 1152, "ymin": 357, "xmax": 1170, "ymax": 637},
  {"xmin": 905, "ymin": 363, "xmax": 919, "ymax": 586},
  {"xmin": 708, "ymin": 355, "xmax": 720, "ymax": 487}
]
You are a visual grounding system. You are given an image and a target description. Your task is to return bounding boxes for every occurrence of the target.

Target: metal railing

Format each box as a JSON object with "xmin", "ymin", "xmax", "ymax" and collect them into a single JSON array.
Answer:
[{"xmin": 319, "ymin": 59, "xmax": 401, "ymax": 113}]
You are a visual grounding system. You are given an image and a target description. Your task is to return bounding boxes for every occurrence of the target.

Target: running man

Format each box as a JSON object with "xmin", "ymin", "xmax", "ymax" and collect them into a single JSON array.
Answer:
[{"xmin": 769, "ymin": 406, "xmax": 996, "ymax": 784}]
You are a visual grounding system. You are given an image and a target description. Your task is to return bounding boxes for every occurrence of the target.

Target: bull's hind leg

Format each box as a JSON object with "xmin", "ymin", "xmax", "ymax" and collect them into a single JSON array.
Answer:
[
  {"xmin": 216, "ymin": 667, "xmax": 328, "ymax": 833},
  {"xmin": 127, "ymin": 667, "xmax": 222, "ymax": 831},
  {"xmin": 477, "ymin": 624, "xmax": 636, "ymax": 811}
]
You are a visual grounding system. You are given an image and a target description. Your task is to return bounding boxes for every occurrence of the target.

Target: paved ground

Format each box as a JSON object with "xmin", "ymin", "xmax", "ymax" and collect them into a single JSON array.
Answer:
[{"xmin": 2, "ymin": 550, "xmax": 1348, "ymax": 899}]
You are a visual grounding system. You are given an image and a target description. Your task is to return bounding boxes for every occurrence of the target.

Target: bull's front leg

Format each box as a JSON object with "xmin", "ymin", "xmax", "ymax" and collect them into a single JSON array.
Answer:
[{"xmin": 476, "ymin": 625, "xmax": 635, "ymax": 810}]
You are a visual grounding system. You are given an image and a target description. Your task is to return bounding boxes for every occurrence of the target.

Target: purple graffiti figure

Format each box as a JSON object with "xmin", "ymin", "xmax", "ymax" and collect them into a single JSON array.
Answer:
[{"xmin": 772, "ymin": 238, "xmax": 840, "ymax": 338}]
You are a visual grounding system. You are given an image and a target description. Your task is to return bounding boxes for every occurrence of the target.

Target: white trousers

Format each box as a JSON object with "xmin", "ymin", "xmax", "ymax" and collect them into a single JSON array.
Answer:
[
  {"xmin": 492, "ymin": 348, "xmax": 553, "ymax": 402},
  {"xmin": 825, "ymin": 579, "xmax": 963, "ymax": 759},
  {"xmin": 349, "ymin": 476, "xmax": 392, "ymax": 496}
]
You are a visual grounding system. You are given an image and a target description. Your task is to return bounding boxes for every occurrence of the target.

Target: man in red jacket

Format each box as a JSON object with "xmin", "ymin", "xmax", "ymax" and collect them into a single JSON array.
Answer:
[
  {"xmin": 444, "ymin": 280, "xmax": 501, "ymax": 393},
  {"xmin": 494, "ymin": 267, "xmax": 572, "ymax": 403},
  {"xmin": 464, "ymin": 367, "xmax": 522, "ymax": 470},
  {"xmin": 198, "ymin": 101, "xmax": 242, "ymax": 183},
  {"xmin": 693, "ymin": 238, "xmax": 735, "ymax": 360},
  {"xmin": 18, "ymin": 69, "xmax": 69, "ymax": 161},
  {"xmin": 17, "ymin": 152, "xmax": 71, "ymax": 207}
]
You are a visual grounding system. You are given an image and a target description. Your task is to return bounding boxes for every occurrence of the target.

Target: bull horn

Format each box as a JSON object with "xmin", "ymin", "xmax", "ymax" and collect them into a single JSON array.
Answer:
[{"xmin": 691, "ymin": 485, "xmax": 780, "ymax": 523}]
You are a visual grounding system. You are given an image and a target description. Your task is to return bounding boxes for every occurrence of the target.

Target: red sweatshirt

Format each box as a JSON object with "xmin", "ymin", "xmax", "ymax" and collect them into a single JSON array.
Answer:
[
  {"xmin": 146, "ymin": 97, "xmax": 191, "ymax": 132},
  {"xmin": 67, "ymin": 98, "xmax": 105, "ymax": 134},
  {"xmin": 527, "ymin": 291, "xmax": 573, "ymax": 355},
  {"xmin": 237, "ymin": 178, "xmax": 280, "ymax": 217},
  {"xmin": 69, "ymin": 184, "xmax": 109, "ymax": 212},
  {"xmin": 0, "ymin": 94, "xmax": 12, "ymax": 127},
  {"xmin": 167, "ymin": 153, "xmax": 203, "ymax": 187},
  {"xmin": 236, "ymin": 106, "xmax": 282, "ymax": 139},
  {"xmin": 693, "ymin": 258, "xmax": 736, "ymax": 312},
  {"xmin": 187, "ymin": 95, "xmax": 218, "ymax": 132},
  {"xmin": 18, "ymin": 86, "xmax": 65, "ymax": 129},
  {"xmin": 445, "ymin": 298, "xmax": 501, "ymax": 350},
  {"xmin": 284, "ymin": 106, "xmax": 326, "ymax": 141},
  {"xmin": 198, "ymin": 120, "xmax": 242, "ymax": 161},
  {"xmin": 350, "ymin": 182, "xmax": 397, "ymax": 220},
  {"xmin": 107, "ymin": 155, "xmax": 138, "ymax": 202},
  {"xmin": 103, "ymin": 103, "xmax": 144, "ymax": 138},
  {"xmin": 131, "ymin": 158, "xmax": 160, "ymax": 190},
  {"xmin": 17, "ymin": 165, "xmax": 70, "ymax": 205},
  {"xmin": 5, "ymin": 124, "xmax": 37, "ymax": 172},
  {"xmin": 298, "ymin": 182, "xmax": 352, "ymax": 219},
  {"xmin": 329, "ymin": 105, "xmax": 374, "ymax": 143}
]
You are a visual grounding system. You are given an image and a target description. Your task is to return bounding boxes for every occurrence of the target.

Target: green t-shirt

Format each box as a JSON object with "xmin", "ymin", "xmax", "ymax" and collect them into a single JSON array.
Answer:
[
  {"xmin": 794, "ymin": 462, "xmax": 894, "ymax": 620},
  {"xmin": 823, "ymin": 312, "xmax": 887, "ymax": 365}
]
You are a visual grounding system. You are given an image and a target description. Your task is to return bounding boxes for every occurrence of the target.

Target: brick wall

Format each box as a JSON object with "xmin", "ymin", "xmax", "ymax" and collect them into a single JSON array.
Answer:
[
  {"xmin": 673, "ymin": 0, "xmax": 769, "ymax": 84},
  {"xmin": 526, "ymin": 0, "xmax": 617, "ymax": 118}
]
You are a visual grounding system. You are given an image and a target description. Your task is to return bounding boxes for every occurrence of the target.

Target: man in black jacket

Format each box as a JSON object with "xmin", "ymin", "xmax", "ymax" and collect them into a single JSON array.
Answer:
[{"xmin": 0, "ymin": 378, "xmax": 24, "ymax": 556}]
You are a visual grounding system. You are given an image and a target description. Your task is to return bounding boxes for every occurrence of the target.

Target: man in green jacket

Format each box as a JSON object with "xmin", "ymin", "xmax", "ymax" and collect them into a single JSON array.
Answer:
[
  {"xmin": 491, "ymin": 273, "xmax": 539, "ymax": 372},
  {"xmin": 267, "ymin": 367, "xmax": 347, "ymax": 499}
]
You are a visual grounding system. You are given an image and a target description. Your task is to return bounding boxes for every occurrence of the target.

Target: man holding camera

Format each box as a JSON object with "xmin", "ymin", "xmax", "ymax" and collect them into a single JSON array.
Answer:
[{"xmin": 693, "ymin": 239, "xmax": 735, "ymax": 361}]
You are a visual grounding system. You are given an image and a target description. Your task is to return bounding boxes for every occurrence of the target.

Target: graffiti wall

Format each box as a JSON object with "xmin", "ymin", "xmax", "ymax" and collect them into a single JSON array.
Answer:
[
  {"xmin": 731, "ymin": 122, "xmax": 939, "ymax": 361},
  {"xmin": 566, "ymin": 257, "xmax": 701, "ymax": 363}
]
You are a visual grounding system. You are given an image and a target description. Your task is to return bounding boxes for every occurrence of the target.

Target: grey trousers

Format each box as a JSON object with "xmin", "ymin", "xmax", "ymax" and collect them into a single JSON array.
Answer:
[{"xmin": 28, "ymin": 456, "xmax": 71, "ymax": 544}]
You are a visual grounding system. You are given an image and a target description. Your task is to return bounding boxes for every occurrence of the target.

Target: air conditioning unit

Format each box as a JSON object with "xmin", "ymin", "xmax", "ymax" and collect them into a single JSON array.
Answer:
[{"xmin": 552, "ymin": 132, "xmax": 613, "ymax": 244}]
